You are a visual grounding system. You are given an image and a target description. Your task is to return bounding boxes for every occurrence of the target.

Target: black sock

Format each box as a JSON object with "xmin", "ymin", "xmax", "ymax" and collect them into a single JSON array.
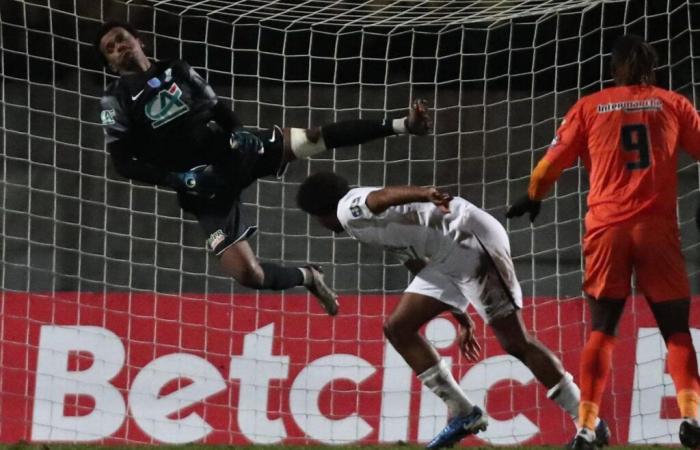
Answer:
[
  {"xmin": 321, "ymin": 119, "xmax": 395, "ymax": 148},
  {"xmin": 260, "ymin": 263, "xmax": 304, "ymax": 290}
]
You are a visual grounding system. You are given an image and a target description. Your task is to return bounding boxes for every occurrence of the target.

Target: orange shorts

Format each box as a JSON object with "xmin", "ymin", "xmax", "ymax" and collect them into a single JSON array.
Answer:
[{"xmin": 583, "ymin": 217, "xmax": 690, "ymax": 301}]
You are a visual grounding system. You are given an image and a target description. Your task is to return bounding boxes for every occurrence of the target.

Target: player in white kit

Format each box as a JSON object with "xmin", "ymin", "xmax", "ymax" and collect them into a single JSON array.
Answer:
[{"xmin": 296, "ymin": 172, "xmax": 609, "ymax": 449}]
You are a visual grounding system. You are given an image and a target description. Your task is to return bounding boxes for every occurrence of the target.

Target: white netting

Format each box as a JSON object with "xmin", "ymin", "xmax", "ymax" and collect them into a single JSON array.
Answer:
[
  {"xmin": 1, "ymin": 0, "xmax": 699, "ymax": 445},
  {"xmin": 138, "ymin": 0, "xmax": 600, "ymax": 27}
]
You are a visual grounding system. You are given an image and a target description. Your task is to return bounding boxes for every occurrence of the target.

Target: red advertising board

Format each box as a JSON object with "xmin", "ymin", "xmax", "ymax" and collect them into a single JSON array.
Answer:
[{"xmin": 1, "ymin": 292, "xmax": 698, "ymax": 445}]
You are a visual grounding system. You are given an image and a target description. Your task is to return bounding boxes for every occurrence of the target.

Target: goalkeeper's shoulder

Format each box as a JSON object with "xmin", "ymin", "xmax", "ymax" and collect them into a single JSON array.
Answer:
[
  {"xmin": 100, "ymin": 77, "xmax": 130, "ymax": 109},
  {"xmin": 101, "ymin": 77, "xmax": 121, "ymax": 99}
]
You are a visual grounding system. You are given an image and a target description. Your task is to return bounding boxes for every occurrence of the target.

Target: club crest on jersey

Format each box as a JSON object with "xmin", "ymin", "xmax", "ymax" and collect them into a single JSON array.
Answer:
[{"xmin": 145, "ymin": 83, "xmax": 189, "ymax": 128}]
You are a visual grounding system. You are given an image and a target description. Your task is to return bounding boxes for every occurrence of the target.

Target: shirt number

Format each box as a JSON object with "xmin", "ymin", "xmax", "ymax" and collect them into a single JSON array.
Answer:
[{"xmin": 621, "ymin": 124, "xmax": 651, "ymax": 170}]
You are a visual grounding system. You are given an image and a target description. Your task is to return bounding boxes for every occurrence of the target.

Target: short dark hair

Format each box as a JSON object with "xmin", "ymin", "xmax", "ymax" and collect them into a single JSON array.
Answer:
[
  {"xmin": 297, "ymin": 172, "xmax": 350, "ymax": 216},
  {"xmin": 94, "ymin": 20, "xmax": 141, "ymax": 67},
  {"xmin": 611, "ymin": 34, "xmax": 658, "ymax": 85}
]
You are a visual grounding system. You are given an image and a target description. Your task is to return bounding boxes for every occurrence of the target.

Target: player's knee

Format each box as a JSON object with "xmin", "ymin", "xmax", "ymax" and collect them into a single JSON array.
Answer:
[
  {"xmin": 500, "ymin": 336, "xmax": 531, "ymax": 361},
  {"xmin": 650, "ymin": 299, "xmax": 691, "ymax": 341},
  {"xmin": 383, "ymin": 320, "xmax": 399, "ymax": 344},
  {"xmin": 588, "ymin": 296, "xmax": 626, "ymax": 336},
  {"xmin": 383, "ymin": 319, "xmax": 412, "ymax": 346}
]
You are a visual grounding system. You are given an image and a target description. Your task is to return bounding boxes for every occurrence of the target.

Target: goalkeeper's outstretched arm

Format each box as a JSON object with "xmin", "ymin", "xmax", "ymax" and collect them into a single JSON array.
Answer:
[
  {"xmin": 108, "ymin": 140, "xmax": 173, "ymax": 187},
  {"xmin": 507, "ymin": 100, "xmax": 585, "ymax": 222},
  {"xmin": 108, "ymin": 141, "xmax": 200, "ymax": 194}
]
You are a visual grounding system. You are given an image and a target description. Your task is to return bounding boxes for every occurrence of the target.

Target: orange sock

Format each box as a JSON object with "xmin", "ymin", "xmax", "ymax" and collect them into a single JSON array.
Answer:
[
  {"xmin": 667, "ymin": 332, "xmax": 700, "ymax": 419},
  {"xmin": 578, "ymin": 330, "xmax": 616, "ymax": 429}
]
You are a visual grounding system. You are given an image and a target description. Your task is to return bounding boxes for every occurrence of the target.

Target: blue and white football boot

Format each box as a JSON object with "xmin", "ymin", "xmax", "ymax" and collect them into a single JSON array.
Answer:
[{"xmin": 426, "ymin": 406, "xmax": 488, "ymax": 449}]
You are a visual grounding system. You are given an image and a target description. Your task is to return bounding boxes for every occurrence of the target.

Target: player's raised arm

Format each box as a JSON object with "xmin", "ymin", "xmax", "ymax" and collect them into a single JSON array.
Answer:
[
  {"xmin": 507, "ymin": 100, "xmax": 587, "ymax": 222},
  {"xmin": 366, "ymin": 185, "xmax": 452, "ymax": 214}
]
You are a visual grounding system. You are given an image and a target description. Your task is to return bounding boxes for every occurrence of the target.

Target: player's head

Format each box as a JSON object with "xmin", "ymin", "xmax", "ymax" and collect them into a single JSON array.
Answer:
[
  {"xmin": 95, "ymin": 20, "xmax": 149, "ymax": 74},
  {"xmin": 611, "ymin": 34, "xmax": 658, "ymax": 86},
  {"xmin": 297, "ymin": 172, "xmax": 350, "ymax": 233}
]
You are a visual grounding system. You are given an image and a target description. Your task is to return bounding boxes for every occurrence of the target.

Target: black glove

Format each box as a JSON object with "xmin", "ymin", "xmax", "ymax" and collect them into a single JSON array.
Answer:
[
  {"xmin": 229, "ymin": 129, "xmax": 265, "ymax": 154},
  {"xmin": 506, "ymin": 195, "xmax": 542, "ymax": 222},
  {"xmin": 169, "ymin": 165, "xmax": 228, "ymax": 198}
]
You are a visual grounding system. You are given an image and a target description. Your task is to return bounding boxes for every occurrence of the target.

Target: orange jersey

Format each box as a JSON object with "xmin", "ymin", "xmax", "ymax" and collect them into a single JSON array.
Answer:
[{"xmin": 528, "ymin": 85, "xmax": 700, "ymax": 231}]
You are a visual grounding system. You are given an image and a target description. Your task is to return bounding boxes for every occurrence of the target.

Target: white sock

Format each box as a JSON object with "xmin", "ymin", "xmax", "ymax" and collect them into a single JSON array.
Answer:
[
  {"xmin": 299, "ymin": 267, "xmax": 312, "ymax": 286},
  {"xmin": 392, "ymin": 117, "xmax": 408, "ymax": 134},
  {"xmin": 289, "ymin": 128, "xmax": 327, "ymax": 158},
  {"xmin": 547, "ymin": 372, "xmax": 580, "ymax": 426},
  {"xmin": 418, "ymin": 359, "xmax": 474, "ymax": 417}
]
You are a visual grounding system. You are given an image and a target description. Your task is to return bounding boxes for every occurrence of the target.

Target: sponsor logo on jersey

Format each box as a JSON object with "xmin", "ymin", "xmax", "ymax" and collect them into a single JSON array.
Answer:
[
  {"xmin": 596, "ymin": 98, "xmax": 662, "ymax": 114},
  {"xmin": 100, "ymin": 109, "xmax": 116, "ymax": 125},
  {"xmin": 350, "ymin": 196, "xmax": 363, "ymax": 218},
  {"xmin": 207, "ymin": 229, "xmax": 226, "ymax": 251},
  {"xmin": 144, "ymin": 82, "xmax": 190, "ymax": 128}
]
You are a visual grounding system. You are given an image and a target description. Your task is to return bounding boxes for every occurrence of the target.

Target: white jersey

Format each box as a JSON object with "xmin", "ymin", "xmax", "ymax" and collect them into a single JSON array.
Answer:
[
  {"xmin": 336, "ymin": 187, "xmax": 523, "ymax": 322},
  {"xmin": 337, "ymin": 187, "xmax": 484, "ymax": 264}
]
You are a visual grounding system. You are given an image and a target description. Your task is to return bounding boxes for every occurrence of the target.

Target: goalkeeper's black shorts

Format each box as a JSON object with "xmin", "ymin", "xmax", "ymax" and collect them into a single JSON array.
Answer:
[{"xmin": 178, "ymin": 125, "xmax": 287, "ymax": 255}]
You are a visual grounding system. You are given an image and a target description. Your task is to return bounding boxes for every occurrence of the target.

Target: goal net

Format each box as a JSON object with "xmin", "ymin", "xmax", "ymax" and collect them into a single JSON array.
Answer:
[{"xmin": 1, "ymin": 0, "xmax": 698, "ymax": 445}]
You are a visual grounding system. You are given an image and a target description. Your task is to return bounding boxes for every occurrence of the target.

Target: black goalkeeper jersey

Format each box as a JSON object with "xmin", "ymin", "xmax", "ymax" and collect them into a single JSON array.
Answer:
[{"xmin": 100, "ymin": 59, "xmax": 241, "ymax": 186}]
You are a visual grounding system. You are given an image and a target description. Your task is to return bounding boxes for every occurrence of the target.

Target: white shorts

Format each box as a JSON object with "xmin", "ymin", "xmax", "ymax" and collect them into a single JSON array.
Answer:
[{"xmin": 404, "ymin": 208, "xmax": 523, "ymax": 323}]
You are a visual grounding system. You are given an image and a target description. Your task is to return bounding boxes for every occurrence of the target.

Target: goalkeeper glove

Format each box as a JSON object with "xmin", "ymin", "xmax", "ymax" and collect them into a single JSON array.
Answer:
[
  {"xmin": 169, "ymin": 165, "xmax": 228, "ymax": 198},
  {"xmin": 229, "ymin": 129, "xmax": 265, "ymax": 154},
  {"xmin": 506, "ymin": 195, "xmax": 542, "ymax": 222}
]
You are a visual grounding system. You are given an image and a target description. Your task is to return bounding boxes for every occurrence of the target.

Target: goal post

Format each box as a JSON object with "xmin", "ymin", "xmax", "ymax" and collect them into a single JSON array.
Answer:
[{"xmin": 1, "ymin": 0, "xmax": 699, "ymax": 445}]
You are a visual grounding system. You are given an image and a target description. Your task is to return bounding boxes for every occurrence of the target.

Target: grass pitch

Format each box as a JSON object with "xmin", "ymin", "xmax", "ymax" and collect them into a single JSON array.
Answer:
[{"xmin": 0, "ymin": 444, "xmax": 674, "ymax": 450}]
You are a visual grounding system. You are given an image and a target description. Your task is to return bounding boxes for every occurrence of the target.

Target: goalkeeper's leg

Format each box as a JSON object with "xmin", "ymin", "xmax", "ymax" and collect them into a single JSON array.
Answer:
[
  {"xmin": 281, "ymin": 98, "xmax": 432, "ymax": 161},
  {"xmin": 219, "ymin": 241, "xmax": 303, "ymax": 289},
  {"xmin": 192, "ymin": 193, "xmax": 338, "ymax": 314},
  {"xmin": 218, "ymin": 240, "xmax": 338, "ymax": 315}
]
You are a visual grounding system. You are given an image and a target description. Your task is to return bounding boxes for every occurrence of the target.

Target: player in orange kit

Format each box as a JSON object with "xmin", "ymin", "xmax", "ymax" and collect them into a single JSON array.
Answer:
[{"xmin": 507, "ymin": 35, "xmax": 700, "ymax": 449}]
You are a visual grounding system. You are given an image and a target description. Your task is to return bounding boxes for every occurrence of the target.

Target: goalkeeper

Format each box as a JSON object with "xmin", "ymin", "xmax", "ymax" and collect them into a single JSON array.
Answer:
[
  {"xmin": 297, "ymin": 172, "xmax": 609, "ymax": 449},
  {"xmin": 507, "ymin": 35, "xmax": 700, "ymax": 450},
  {"xmin": 94, "ymin": 21, "xmax": 431, "ymax": 315}
]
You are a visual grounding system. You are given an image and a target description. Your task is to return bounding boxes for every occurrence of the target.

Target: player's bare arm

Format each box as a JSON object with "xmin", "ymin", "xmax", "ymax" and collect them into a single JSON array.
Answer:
[{"xmin": 365, "ymin": 186, "xmax": 452, "ymax": 214}]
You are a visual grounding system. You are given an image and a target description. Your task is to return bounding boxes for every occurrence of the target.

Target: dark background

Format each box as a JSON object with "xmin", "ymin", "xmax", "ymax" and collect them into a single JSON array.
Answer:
[{"xmin": 1, "ymin": 0, "xmax": 699, "ymax": 299}]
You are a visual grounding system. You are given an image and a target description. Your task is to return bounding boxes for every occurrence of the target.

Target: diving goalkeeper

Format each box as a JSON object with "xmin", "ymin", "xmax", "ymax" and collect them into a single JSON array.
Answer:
[{"xmin": 95, "ymin": 21, "xmax": 432, "ymax": 315}]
